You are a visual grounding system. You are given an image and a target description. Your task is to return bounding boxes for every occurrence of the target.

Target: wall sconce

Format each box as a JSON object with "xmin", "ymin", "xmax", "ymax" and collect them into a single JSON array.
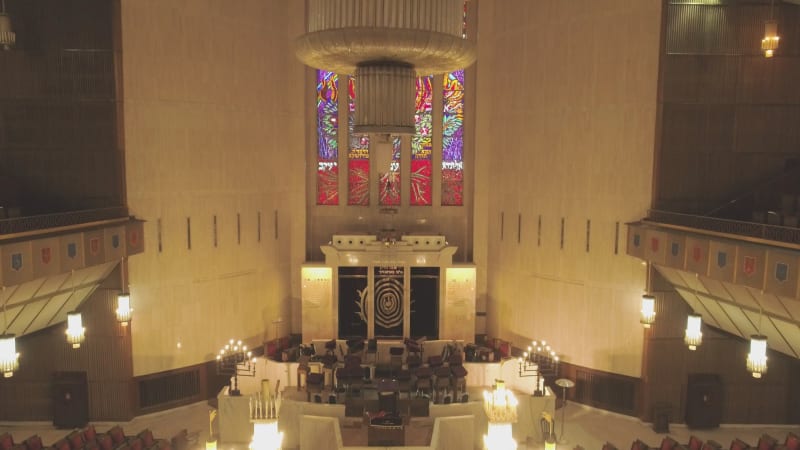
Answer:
[
  {"xmin": 640, "ymin": 294, "xmax": 656, "ymax": 328},
  {"xmin": 684, "ymin": 313, "xmax": 702, "ymax": 351},
  {"xmin": 116, "ymin": 258, "xmax": 132, "ymax": 326},
  {"xmin": 761, "ymin": 0, "xmax": 779, "ymax": 58},
  {"xmin": 746, "ymin": 335, "xmax": 768, "ymax": 378},
  {"xmin": 116, "ymin": 292, "xmax": 132, "ymax": 326},
  {"xmin": 761, "ymin": 20, "xmax": 779, "ymax": 58},
  {"xmin": 0, "ymin": 333, "xmax": 19, "ymax": 378},
  {"xmin": 66, "ymin": 312, "xmax": 85, "ymax": 349},
  {"xmin": 0, "ymin": 0, "xmax": 15, "ymax": 51}
]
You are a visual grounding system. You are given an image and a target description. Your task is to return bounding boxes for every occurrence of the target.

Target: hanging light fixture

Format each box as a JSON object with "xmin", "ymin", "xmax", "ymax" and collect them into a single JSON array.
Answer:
[
  {"xmin": 0, "ymin": 333, "xmax": 19, "ymax": 378},
  {"xmin": 1, "ymin": 288, "xmax": 19, "ymax": 377},
  {"xmin": 640, "ymin": 294, "xmax": 656, "ymax": 328},
  {"xmin": 0, "ymin": 0, "xmax": 15, "ymax": 51},
  {"xmin": 761, "ymin": 0, "xmax": 779, "ymax": 58},
  {"xmin": 116, "ymin": 258, "xmax": 132, "ymax": 326},
  {"xmin": 684, "ymin": 313, "xmax": 703, "ymax": 350},
  {"xmin": 66, "ymin": 312, "xmax": 85, "ymax": 349},
  {"xmin": 295, "ymin": 0, "xmax": 476, "ymax": 135},
  {"xmin": 746, "ymin": 335, "xmax": 768, "ymax": 378}
]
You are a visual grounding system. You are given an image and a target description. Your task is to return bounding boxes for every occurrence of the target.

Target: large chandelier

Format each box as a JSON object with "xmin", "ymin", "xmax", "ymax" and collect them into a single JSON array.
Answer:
[{"xmin": 295, "ymin": 0, "xmax": 476, "ymax": 134}]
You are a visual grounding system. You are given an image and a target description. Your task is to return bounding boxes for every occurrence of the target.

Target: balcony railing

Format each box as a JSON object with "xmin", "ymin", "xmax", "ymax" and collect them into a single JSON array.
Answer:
[
  {"xmin": 0, "ymin": 206, "xmax": 129, "ymax": 236},
  {"xmin": 646, "ymin": 209, "xmax": 800, "ymax": 245}
]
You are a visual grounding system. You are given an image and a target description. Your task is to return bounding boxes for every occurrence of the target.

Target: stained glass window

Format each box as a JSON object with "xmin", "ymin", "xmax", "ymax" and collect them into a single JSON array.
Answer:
[
  {"xmin": 347, "ymin": 76, "xmax": 370, "ymax": 206},
  {"xmin": 411, "ymin": 75, "xmax": 433, "ymax": 206},
  {"xmin": 442, "ymin": 69, "xmax": 464, "ymax": 206},
  {"xmin": 379, "ymin": 136, "xmax": 402, "ymax": 206},
  {"xmin": 316, "ymin": 70, "xmax": 339, "ymax": 205}
]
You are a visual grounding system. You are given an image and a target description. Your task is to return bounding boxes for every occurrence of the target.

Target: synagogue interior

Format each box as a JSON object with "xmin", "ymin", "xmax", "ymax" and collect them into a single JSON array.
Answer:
[{"xmin": 1, "ymin": 1, "xmax": 799, "ymax": 449}]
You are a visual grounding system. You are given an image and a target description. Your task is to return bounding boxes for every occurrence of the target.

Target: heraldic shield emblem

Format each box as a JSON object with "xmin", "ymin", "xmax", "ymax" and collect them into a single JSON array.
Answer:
[
  {"xmin": 717, "ymin": 251, "xmax": 727, "ymax": 268},
  {"xmin": 89, "ymin": 237, "xmax": 100, "ymax": 256},
  {"xmin": 11, "ymin": 253, "xmax": 23, "ymax": 271},
  {"xmin": 650, "ymin": 237, "xmax": 659, "ymax": 253},
  {"xmin": 692, "ymin": 246, "xmax": 702, "ymax": 262},
  {"xmin": 633, "ymin": 234, "xmax": 640, "ymax": 247},
  {"xmin": 67, "ymin": 242, "xmax": 77, "ymax": 259},
  {"xmin": 112, "ymin": 234, "xmax": 120, "ymax": 249},
  {"xmin": 743, "ymin": 256, "xmax": 756, "ymax": 276},
  {"xmin": 41, "ymin": 247, "xmax": 52, "ymax": 265},
  {"xmin": 775, "ymin": 262, "xmax": 789, "ymax": 282},
  {"xmin": 671, "ymin": 242, "xmax": 679, "ymax": 256}
]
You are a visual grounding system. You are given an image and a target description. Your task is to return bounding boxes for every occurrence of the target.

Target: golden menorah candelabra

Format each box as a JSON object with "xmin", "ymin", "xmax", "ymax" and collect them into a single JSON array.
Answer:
[
  {"xmin": 216, "ymin": 339, "xmax": 256, "ymax": 396},
  {"xmin": 518, "ymin": 339, "xmax": 560, "ymax": 397}
]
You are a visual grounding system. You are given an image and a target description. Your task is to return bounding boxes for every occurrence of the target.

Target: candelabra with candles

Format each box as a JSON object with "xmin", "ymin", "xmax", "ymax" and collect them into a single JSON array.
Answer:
[
  {"xmin": 518, "ymin": 340, "xmax": 560, "ymax": 397},
  {"xmin": 216, "ymin": 339, "xmax": 257, "ymax": 396}
]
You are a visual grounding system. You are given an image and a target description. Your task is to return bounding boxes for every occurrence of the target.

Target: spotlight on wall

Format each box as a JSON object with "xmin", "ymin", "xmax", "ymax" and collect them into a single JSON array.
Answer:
[
  {"xmin": 746, "ymin": 335, "xmax": 768, "ymax": 378},
  {"xmin": 66, "ymin": 312, "xmax": 85, "ymax": 349},
  {"xmin": 684, "ymin": 313, "xmax": 702, "ymax": 351},
  {"xmin": 640, "ymin": 294, "xmax": 656, "ymax": 328}
]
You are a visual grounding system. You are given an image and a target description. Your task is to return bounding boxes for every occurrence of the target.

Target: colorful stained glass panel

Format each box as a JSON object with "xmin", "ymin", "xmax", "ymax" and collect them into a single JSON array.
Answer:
[
  {"xmin": 379, "ymin": 137, "xmax": 402, "ymax": 206},
  {"xmin": 317, "ymin": 70, "xmax": 339, "ymax": 205},
  {"xmin": 411, "ymin": 76, "xmax": 433, "ymax": 206},
  {"xmin": 348, "ymin": 76, "xmax": 370, "ymax": 206},
  {"xmin": 442, "ymin": 69, "xmax": 464, "ymax": 206}
]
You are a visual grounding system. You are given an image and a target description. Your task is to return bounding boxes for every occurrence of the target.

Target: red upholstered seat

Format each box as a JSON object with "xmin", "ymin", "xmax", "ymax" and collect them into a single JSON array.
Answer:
[
  {"xmin": 689, "ymin": 436, "xmax": 704, "ymax": 450},
  {"xmin": 757, "ymin": 435, "xmax": 778, "ymax": 450},
  {"xmin": 52, "ymin": 440, "xmax": 70, "ymax": 450},
  {"xmin": 83, "ymin": 426, "xmax": 97, "ymax": 444},
  {"xmin": 785, "ymin": 433, "xmax": 800, "ymax": 450},
  {"xmin": 67, "ymin": 431, "xmax": 84, "ymax": 450},
  {"xmin": 731, "ymin": 439, "xmax": 751, "ymax": 450},
  {"xmin": 660, "ymin": 437, "xmax": 678, "ymax": 450},
  {"xmin": 603, "ymin": 442, "xmax": 619, "ymax": 450},
  {"xmin": 23, "ymin": 436, "xmax": 42, "ymax": 450},
  {"xmin": 108, "ymin": 427, "xmax": 126, "ymax": 447},
  {"xmin": 1, "ymin": 433, "xmax": 14, "ymax": 450},
  {"xmin": 137, "ymin": 431, "xmax": 154, "ymax": 449},
  {"xmin": 631, "ymin": 439, "xmax": 650, "ymax": 450},
  {"xmin": 96, "ymin": 435, "xmax": 113, "ymax": 450}
]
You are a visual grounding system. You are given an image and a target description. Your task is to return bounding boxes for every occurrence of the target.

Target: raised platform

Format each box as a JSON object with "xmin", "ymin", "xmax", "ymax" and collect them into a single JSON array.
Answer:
[{"xmin": 220, "ymin": 357, "xmax": 556, "ymax": 447}]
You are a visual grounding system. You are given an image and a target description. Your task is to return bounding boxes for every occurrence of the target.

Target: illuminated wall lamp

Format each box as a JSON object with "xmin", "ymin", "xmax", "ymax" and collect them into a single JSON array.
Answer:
[
  {"xmin": 746, "ymin": 335, "xmax": 768, "ymax": 378},
  {"xmin": 66, "ymin": 312, "xmax": 85, "ymax": 349},
  {"xmin": 0, "ymin": 333, "xmax": 20, "ymax": 378},
  {"xmin": 684, "ymin": 313, "xmax": 702, "ymax": 351},
  {"xmin": 761, "ymin": 20, "xmax": 779, "ymax": 58},
  {"xmin": 116, "ymin": 292, "xmax": 132, "ymax": 326},
  {"xmin": 640, "ymin": 294, "xmax": 656, "ymax": 328},
  {"xmin": 0, "ymin": 0, "xmax": 15, "ymax": 51}
]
